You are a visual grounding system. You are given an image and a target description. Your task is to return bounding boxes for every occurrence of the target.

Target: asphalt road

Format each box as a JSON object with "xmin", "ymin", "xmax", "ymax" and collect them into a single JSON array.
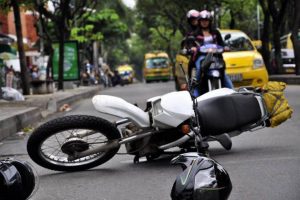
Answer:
[{"xmin": 1, "ymin": 81, "xmax": 300, "ymax": 200}]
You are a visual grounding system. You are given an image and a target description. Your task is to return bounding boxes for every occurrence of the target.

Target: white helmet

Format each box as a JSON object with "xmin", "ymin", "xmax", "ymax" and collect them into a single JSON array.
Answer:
[
  {"xmin": 199, "ymin": 10, "xmax": 212, "ymax": 20},
  {"xmin": 186, "ymin": 9, "xmax": 200, "ymax": 20}
]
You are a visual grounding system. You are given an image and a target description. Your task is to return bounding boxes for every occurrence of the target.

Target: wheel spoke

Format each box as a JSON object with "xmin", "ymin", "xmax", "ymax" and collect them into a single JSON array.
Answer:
[
  {"xmin": 40, "ymin": 128, "xmax": 110, "ymax": 166},
  {"xmin": 54, "ymin": 134, "xmax": 62, "ymax": 147}
]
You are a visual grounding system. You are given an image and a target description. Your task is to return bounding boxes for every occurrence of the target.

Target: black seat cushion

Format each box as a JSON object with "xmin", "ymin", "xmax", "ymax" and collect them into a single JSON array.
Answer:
[{"xmin": 197, "ymin": 94, "xmax": 262, "ymax": 136}]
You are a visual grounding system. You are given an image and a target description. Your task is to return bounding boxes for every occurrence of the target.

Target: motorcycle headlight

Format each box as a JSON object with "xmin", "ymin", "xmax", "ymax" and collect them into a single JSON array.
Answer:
[
  {"xmin": 211, "ymin": 70, "xmax": 220, "ymax": 77},
  {"xmin": 253, "ymin": 58, "xmax": 264, "ymax": 69}
]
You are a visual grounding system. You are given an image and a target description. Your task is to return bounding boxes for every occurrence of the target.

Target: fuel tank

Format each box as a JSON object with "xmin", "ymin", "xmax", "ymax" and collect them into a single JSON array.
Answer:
[{"xmin": 92, "ymin": 95, "xmax": 150, "ymax": 128}]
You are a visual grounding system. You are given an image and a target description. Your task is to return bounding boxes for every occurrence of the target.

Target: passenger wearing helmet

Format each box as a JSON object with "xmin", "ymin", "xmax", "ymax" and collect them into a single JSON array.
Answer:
[
  {"xmin": 181, "ymin": 9, "xmax": 200, "ymax": 48},
  {"xmin": 181, "ymin": 9, "xmax": 201, "ymax": 82},
  {"xmin": 191, "ymin": 10, "xmax": 233, "ymax": 97},
  {"xmin": 186, "ymin": 9, "xmax": 200, "ymax": 36}
]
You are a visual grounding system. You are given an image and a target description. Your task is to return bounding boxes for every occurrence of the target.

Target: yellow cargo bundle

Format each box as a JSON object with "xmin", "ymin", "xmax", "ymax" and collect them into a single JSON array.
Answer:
[{"xmin": 262, "ymin": 81, "xmax": 293, "ymax": 127}]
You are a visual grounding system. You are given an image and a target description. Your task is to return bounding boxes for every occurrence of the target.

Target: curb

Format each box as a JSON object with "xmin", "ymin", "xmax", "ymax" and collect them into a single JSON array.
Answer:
[
  {"xmin": 0, "ymin": 86, "xmax": 102, "ymax": 141},
  {"xmin": 269, "ymin": 75, "xmax": 300, "ymax": 85},
  {"xmin": 0, "ymin": 107, "xmax": 40, "ymax": 141}
]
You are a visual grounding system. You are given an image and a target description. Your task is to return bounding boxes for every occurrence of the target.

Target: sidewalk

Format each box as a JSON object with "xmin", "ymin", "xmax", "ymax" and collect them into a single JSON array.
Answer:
[{"xmin": 0, "ymin": 85, "xmax": 102, "ymax": 141}]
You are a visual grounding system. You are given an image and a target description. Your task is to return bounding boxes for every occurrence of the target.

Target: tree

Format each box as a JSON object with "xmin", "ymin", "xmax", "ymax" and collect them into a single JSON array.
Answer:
[
  {"xmin": 220, "ymin": 0, "xmax": 258, "ymax": 38},
  {"xmin": 135, "ymin": 0, "xmax": 200, "ymax": 64},
  {"xmin": 71, "ymin": 8, "xmax": 128, "ymax": 68},
  {"xmin": 34, "ymin": 0, "xmax": 96, "ymax": 90},
  {"xmin": 290, "ymin": 0, "xmax": 300, "ymax": 75},
  {"xmin": 267, "ymin": 0, "xmax": 290, "ymax": 74},
  {"xmin": 11, "ymin": 0, "xmax": 31, "ymax": 94},
  {"xmin": 259, "ymin": 0, "xmax": 272, "ymax": 73},
  {"xmin": 0, "ymin": 0, "xmax": 32, "ymax": 95}
]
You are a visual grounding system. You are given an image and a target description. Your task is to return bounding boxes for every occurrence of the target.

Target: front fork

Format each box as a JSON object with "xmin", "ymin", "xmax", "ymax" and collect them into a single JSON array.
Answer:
[
  {"xmin": 208, "ymin": 77, "xmax": 222, "ymax": 91},
  {"xmin": 190, "ymin": 126, "xmax": 209, "ymax": 155}
]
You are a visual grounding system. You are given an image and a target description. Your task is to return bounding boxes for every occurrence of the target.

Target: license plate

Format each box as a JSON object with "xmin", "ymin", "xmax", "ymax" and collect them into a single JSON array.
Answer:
[{"xmin": 228, "ymin": 74, "xmax": 243, "ymax": 82}]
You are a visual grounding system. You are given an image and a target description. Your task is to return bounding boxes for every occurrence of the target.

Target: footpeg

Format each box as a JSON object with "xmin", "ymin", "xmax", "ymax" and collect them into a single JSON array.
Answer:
[
  {"xmin": 215, "ymin": 133, "xmax": 232, "ymax": 150},
  {"xmin": 133, "ymin": 155, "xmax": 140, "ymax": 163}
]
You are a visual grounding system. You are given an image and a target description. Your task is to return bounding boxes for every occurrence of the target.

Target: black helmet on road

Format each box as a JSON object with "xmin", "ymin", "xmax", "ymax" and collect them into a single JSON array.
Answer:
[
  {"xmin": 0, "ymin": 159, "xmax": 38, "ymax": 200},
  {"xmin": 170, "ymin": 153, "xmax": 232, "ymax": 200}
]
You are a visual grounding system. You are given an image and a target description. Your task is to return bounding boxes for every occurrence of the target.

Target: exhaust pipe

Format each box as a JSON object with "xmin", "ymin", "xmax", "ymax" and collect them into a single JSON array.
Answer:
[{"xmin": 158, "ymin": 131, "xmax": 195, "ymax": 150}]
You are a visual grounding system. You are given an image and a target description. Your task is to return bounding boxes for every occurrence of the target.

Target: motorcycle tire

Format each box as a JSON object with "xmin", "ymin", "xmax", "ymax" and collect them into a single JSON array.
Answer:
[{"xmin": 27, "ymin": 115, "xmax": 121, "ymax": 172}]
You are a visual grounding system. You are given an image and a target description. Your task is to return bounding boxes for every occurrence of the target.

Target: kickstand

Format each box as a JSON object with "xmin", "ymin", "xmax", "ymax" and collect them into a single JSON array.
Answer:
[
  {"xmin": 133, "ymin": 155, "xmax": 140, "ymax": 164},
  {"xmin": 195, "ymin": 134, "xmax": 210, "ymax": 156}
]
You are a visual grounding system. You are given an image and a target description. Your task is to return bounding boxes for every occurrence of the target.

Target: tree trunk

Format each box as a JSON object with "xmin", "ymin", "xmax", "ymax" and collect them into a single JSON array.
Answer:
[
  {"xmin": 229, "ymin": 10, "xmax": 235, "ymax": 29},
  {"xmin": 0, "ymin": 80, "xmax": 2, "ymax": 99},
  {"xmin": 58, "ymin": 25, "xmax": 65, "ymax": 90},
  {"xmin": 258, "ymin": 0, "xmax": 272, "ymax": 74},
  {"xmin": 57, "ymin": 0, "xmax": 71, "ymax": 90},
  {"xmin": 261, "ymin": 14, "xmax": 272, "ymax": 73},
  {"xmin": 93, "ymin": 40, "xmax": 99, "ymax": 75},
  {"xmin": 291, "ymin": 0, "xmax": 300, "ymax": 75},
  {"xmin": 272, "ymin": 24, "xmax": 283, "ymax": 74},
  {"xmin": 11, "ymin": 0, "xmax": 30, "ymax": 95},
  {"xmin": 267, "ymin": 0, "xmax": 289, "ymax": 74},
  {"xmin": 47, "ymin": 48, "xmax": 54, "ymax": 79}
]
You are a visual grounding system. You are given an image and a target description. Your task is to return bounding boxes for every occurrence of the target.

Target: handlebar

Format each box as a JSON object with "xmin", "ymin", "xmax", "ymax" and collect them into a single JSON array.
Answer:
[
  {"xmin": 181, "ymin": 44, "xmax": 228, "ymax": 56},
  {"xmin": 199, "ymin": 44, "xmax": 224, "ymax": 54}
]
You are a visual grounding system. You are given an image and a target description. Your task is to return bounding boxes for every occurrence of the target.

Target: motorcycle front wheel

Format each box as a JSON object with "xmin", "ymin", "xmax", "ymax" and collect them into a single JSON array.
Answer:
[
  {"xmin": 27, "ymin": 115, "xmax": 121, "ymax": 171},
  {"xmin": 209, "ymin": 78, "xmax": 221, "ymax": 91}
]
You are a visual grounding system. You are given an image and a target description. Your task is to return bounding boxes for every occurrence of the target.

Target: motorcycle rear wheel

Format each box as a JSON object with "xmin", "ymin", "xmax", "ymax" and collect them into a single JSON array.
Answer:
[{"xmin": 27, "ymin": 115, "xmax": 121, "ymax": 171}]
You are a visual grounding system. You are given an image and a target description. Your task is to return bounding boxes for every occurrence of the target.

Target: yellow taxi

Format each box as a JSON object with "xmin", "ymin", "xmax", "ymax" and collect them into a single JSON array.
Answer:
[
  {"xmin": 143, "ymin": 51, "xmax": 172, "ymax": 83},
  {"xmin": 221, "ymin": 29, "xmax": 268, "ymax": 87},
  {"xmin": 117, "ymin": 64, "xmax": 135, "ymax": 84},
  {"xmin": 174, "ymin": 29, "xmax": 269, "ymax": 90}
]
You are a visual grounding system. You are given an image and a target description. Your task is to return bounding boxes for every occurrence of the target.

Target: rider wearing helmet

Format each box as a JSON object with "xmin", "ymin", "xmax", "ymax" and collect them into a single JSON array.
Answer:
[{"xmin": 191, "ymin": 10, "xmax": 233, "ymax": 97}]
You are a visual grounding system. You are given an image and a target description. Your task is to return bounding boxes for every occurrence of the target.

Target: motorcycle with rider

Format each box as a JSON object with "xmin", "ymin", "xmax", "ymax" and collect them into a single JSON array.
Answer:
[{"xmin": 181, "ymin": 10, "xmax": 233, "ymax": 97}]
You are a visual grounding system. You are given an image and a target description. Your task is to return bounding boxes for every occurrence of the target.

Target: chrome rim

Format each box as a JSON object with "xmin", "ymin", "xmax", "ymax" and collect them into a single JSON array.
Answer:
[{"xmin": 39, "ymin": 129, "xmax": 109, "ymax": 167}]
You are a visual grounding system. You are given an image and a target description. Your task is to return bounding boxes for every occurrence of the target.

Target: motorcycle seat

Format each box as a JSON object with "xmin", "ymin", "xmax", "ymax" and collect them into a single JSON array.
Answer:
[{"xmin": 197, "ymin": 93, "xmax": 262, "ymax": 136}]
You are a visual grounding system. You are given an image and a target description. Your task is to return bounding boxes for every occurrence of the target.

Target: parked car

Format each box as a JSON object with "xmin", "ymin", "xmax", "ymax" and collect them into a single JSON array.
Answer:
[
  {"xmin": 270, "ymin": 33, "xmax": 295, "ymax": 74},
  {"xmin": 174, "ymin": 29, "xmax": 269, "ymax": 90}
]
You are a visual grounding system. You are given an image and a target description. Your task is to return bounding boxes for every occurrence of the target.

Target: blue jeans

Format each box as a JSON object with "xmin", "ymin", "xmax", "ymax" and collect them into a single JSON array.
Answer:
[{"xmin": 193, "ymin": 56, "xmax": 234, "ymax": 97}]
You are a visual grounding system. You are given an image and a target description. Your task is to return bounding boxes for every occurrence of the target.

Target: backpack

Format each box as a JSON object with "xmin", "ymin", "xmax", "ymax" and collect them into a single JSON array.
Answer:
[{"xmin": 262, "ymin": 81, "xmax": 293, "ymax": 127}]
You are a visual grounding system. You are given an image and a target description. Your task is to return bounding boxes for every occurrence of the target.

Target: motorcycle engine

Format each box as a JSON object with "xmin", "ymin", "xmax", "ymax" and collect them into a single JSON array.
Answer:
[{"xmin": 122, "ymin": 123, "xmax": 154, "ymax": 155}]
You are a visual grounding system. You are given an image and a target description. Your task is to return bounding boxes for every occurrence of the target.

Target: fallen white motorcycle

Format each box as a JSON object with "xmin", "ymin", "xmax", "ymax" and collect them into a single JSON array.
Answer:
[{"xmin": 27, "ymin": 80, "xmax": 269, "ymax": 171}]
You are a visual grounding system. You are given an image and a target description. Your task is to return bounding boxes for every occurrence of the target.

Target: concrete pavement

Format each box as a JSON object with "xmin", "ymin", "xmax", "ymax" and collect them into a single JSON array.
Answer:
[{"xmin": 0, "ymin": 85, "xmax": 102, "ymax": 141}]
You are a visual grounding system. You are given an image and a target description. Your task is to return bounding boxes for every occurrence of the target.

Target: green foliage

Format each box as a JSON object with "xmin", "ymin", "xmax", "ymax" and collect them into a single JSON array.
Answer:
[
  {"xmin": 71, "ymin": 9, "xmax": 127, "ymax": 43},
  {"xmin": 88, "ymin": 9, "xmax": 128, "ymax": 37},
  {"xmin": 149, "ymin": 26, "xmax": 183, "ymax": 58},
  {"xmin": 126, "ymin": 33, "xmax": 147, "ymax": 76},
  {"xmin": 0, "ymin": 0, "xmax": 34, "ymax": 12},
  {"xmin": 71, "ymin": 25, "xmax": 104, "ymax": 43},
  {"xmin": 220, "ymin": 0, "xmax": 258, "ymax": 38}
]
